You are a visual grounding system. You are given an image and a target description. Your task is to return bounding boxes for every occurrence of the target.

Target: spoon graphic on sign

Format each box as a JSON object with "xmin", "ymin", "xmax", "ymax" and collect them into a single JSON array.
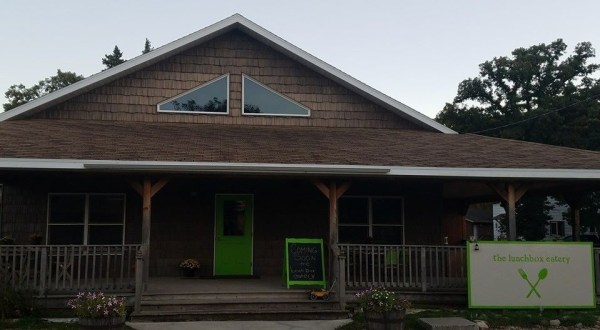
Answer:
[
  {"xmin": 526, "ymin": 268, "xmax": 548, "ymax": 298},
  {"xmin": 517, "ymin": 268, "xmax": 547, "ymax": 298}
]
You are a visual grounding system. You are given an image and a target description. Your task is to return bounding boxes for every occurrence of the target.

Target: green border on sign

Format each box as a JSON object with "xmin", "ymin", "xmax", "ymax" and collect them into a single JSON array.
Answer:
[
  {"xmin": 284, "ymin": 238, "xmax": 326, "ymax": 289},
  {"xmin": 467, "ymin": 241, "xmax": 596, "ymax": 309}
]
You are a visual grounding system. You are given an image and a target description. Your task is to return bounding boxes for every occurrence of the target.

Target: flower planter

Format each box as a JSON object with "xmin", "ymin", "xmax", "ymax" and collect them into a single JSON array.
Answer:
[
  {"xmin": 78, "ymin": 315, "xmax": 126, "ymax": 330},
  {"xmin": 364, "ymin": 309, "xmax": 406, "ymax": 330},
  {"xmin": 181, "ymin": 268, "xmax": 197, "ymax": 278}
]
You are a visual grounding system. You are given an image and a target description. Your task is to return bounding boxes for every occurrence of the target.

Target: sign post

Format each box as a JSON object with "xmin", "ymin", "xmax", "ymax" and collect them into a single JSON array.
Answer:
[
  {"xmin": 284, "ymin": 238, "xmax": 326, "ymax": 289},
  {"xmin": 468, "ymin": 241, "xmax": 595, "ymax": 309}
]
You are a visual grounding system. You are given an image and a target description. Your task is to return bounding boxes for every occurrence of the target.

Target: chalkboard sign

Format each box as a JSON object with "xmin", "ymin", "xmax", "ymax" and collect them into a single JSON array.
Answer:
[{"xmin": 284, "ymin": 238, "xmax": 326, "ymax": 288}]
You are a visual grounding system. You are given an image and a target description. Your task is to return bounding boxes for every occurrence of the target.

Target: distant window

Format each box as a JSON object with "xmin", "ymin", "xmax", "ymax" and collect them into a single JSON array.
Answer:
[
  {"xmin": 338, "ymin": 197, "xmax": 404, "ymax": 244},
  {"xmin": 47, "ymin": 193, "xmax": 125, "ymax": 245},
  {"xmin": 158, "ymin": 74, "xmax": 229, "ymax": 114},
  {"xmin": 242, "ymin": 75, "xmax": 310, "ymax": 116}
]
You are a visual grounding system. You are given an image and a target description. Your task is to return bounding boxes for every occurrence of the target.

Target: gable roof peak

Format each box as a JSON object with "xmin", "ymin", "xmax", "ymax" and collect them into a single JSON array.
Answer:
[{"xmin": 0, "ymin": 14, "xmax": 455, "ymax": 134}]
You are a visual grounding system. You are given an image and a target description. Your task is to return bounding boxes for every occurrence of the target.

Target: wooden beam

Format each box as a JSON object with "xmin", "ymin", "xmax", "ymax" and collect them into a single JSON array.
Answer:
[
  {"xmin": 142, "ymin": 177, "xmax": 151, "ymax": 285},
  {"xmin": 489, "ymin": 183, "xmax": 508, "ymax": 201},
  {"xmin": 328, "ymin": 182, "xmax": 340, "ymax": 287},
  {"xmin": 129, "ymin": 180, "xmax": 143, "ymax": 196},
  {"xmin": 313, "ymin": 180, "xmax": 330, "ymax": 199},
  {"xmin": 336, "ymin": 182, "xmax": 351, "ymax": 199},
  {"xmin": 507, "ymin": 183, "xmax": 517, "ymax": 241},
  {"xmin": 490, "ymin": 182, "xmax": 529, "ymax": 241},
  {"xmin": 151, "ymin": 178, "xmax": 169, "ymax": 198},
  {"xmin": 573, "ymin": 207, "xmax": 581, "ymax": 241}
]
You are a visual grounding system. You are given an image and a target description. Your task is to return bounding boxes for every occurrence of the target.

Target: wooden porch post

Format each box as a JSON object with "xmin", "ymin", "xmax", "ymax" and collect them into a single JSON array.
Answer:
[
  {"xmin": 490, "ymin": 183, "xmax": 528, "ymax": 240},
  {"xmin": 313, "ymin": 180, "xmax": 350, "ymax": 292},
  {"xmin": 573, "ymin": 207, "xmax": 581, "ymax": 241},
  {"xmin": 507, "ymin": 184, "xmax": 517, "ymax": 241},
  {"xmin": 130, "ymin": 177, "xmax": 169, "ymax": 289},
  {"xmin": 565, "ymin": 194, "xmax": 584, "ymax": 241}
]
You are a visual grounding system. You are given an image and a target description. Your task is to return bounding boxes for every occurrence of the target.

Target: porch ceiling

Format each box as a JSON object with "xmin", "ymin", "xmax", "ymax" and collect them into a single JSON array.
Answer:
[{"xmin": 2, "ymin": 119, "xmax": 600, "ymax": 179}]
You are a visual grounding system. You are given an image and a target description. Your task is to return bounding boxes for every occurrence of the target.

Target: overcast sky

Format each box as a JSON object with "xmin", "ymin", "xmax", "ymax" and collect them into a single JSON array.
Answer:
[{"xmin": 1, "ymin": 0, "xmax": 599, "ymax": 119}]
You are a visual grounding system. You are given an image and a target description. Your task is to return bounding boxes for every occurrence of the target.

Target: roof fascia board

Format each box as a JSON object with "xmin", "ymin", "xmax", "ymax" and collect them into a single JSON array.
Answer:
[
  {"xmin": 0, "ymin": 158, "xmax": 599, "ymax": 180},
  {"xmin": 0, "ymin": 14, "xmax": 455, "ymax": 134}
]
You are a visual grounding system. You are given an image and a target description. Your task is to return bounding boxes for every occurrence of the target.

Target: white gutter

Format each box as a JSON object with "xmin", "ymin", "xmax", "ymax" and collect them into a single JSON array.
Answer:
[{"xmin": 1, "ymin": 158, "xmax": 600, "ymax": 180}]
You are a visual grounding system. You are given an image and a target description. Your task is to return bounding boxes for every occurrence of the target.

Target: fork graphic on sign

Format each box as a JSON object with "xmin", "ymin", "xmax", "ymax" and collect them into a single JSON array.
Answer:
[{"xmin": 517, "ymin": 268, "xmax": 549, "ymax": 298}]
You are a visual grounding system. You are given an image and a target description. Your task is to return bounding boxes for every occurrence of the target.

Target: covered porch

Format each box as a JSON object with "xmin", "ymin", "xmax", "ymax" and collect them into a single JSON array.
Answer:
[{"xmin": 1, "ymin": 169, "xmax": 600, "ymax": 315}]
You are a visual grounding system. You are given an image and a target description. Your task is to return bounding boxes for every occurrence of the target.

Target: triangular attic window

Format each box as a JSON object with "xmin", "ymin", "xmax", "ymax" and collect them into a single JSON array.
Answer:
[
  {"xmin": 158, "ymin": 74, "xmax": 228, "ymax": 114},
  {"xmin": 243, "ymin": 75, "xmax": 310, "ymax": 117}
]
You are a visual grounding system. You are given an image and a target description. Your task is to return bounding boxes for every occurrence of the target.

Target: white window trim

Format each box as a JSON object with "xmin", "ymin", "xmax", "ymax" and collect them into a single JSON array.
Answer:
[
  {"xmin": 46, "ymin": 193, "xmax": 126, "ymax": 245},
  {"xmin": 157, "ymin": 74, "xmax": 230, "ymax": 115},
  {"xmin": 241, "ymin": 74, "xmax": 311, "ymax": 117},
  {"xmin": 338, "ymin": 195, "xmax": 405, "ymax": 244}
]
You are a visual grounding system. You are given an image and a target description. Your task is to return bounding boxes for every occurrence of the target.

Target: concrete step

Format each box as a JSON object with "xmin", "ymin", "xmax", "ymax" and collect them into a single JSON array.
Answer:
[
  {"xmin": 141, "ymin": 291, "xmax": 309, "ymax": 301},
  {"xmin": 141, "ymin": 299, "xmax": 341, "ymax": 312},
  {"xmin": 130, "ymin": 309, "xmax": 349, "ymax": 322}
]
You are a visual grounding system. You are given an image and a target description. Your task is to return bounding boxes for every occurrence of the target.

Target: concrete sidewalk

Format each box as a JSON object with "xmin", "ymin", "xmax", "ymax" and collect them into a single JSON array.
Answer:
[{"xmin": 127, "ymin": 319, "xmax": 352, "ymax": 330}]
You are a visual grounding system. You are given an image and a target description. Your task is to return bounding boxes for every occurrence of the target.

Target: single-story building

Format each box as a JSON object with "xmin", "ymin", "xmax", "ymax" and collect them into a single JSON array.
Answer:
[{"xmin": 1, "ymin": 14, "xmax": 600, "ymax": 316}]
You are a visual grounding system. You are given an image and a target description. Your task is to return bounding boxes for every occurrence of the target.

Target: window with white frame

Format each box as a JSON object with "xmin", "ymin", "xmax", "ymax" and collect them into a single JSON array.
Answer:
[
  {"xmin": 47, "ymin": 193, "xmax": 125, "ymax": 245},
  {"xmin": 242, "ymin": 75, "xmax": 310, "ymax": 116},
  {"xmin": 338, "ymin": 196, "xmax": 404, "ymax": 244}
]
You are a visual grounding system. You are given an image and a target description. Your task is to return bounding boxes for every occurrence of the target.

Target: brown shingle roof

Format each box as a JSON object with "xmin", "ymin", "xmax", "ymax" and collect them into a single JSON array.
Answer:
[{"xmin": 1, "ymin": 119, "xmax": 600, "ymax": 170}]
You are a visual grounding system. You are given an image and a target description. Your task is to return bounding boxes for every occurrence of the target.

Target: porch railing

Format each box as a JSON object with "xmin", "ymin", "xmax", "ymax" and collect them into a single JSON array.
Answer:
[
  {"xmin": 340, "ymin": 245, "xmax": 600, "ymax": 295},
  {"xmin": 0, "ymin": 245, "xmax": 141, "ymax": 295},
  {"xmin": 339, "ymin": 244, "xmax": 467, "ymax": 292}
]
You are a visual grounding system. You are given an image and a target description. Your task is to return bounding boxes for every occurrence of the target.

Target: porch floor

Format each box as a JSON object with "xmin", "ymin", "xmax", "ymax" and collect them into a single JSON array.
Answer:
[{"xmin": 145, "ymin": 276, "xmax": 307, "ymax": 295}]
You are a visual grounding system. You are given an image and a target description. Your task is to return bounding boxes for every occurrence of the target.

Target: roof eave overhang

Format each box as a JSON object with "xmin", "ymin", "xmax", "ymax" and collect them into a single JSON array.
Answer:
[
  {"xmin": 0, "ymin": 14, "xmax": 455, "ymax": 134},
  {"xmin": 0, "ymin": 158, "xmax": 599, "ymax": 180}
]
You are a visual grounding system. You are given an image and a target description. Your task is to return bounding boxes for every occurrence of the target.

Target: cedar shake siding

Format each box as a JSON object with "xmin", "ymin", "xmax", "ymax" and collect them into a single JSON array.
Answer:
[{"xmin": 32, "ymin": 31, "xmax": 421, "ymax": 130}]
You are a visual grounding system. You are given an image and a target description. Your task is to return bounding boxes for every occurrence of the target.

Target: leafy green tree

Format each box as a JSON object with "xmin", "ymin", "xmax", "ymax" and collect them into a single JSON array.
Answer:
[
  {"xmin": 102, "ymin": 45, "xmax": 126, "ymax": 69},
  {"xmin": 142, "ymin": 38, "xmax": 153, "ymax": 54},
  {"xmin": 3, "ymin": 70, "xmax": 84, "ymax": 111},
  {"xmin": 436, "ymin": 39, "xmax": 600, "ymax": 239},
  {"xmin": 437, "ymin": 39, "xmax": 600, "ymax": 150}
]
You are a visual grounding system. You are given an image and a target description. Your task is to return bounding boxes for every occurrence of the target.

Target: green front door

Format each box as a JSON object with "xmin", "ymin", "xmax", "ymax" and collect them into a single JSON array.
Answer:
[{"xmin": 214, "ymin": 194, "xmax": 253, "ymax": 275}]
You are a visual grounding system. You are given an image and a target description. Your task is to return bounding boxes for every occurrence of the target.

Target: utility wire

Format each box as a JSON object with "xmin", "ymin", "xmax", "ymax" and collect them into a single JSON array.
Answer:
[{"xmin": 468, "ymin": 93, "xmax": 600, "ymax": 134}]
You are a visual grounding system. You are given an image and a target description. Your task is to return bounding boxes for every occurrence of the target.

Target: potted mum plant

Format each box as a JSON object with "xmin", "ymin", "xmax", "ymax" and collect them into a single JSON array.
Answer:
[
  {"xmin": 179, "ymin": 258, "xmax": 200, "ymax": 277},
  {"xmin": 67, "ymin": 291, "xmax": 126, "ymax": 329},
  {"xmin": 356, "ymin": 287, "xmax": 411, "ymax": 330}
]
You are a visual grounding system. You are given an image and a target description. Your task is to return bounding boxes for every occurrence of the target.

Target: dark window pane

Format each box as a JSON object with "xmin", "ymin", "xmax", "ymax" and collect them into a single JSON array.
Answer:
[
  {"xmin": 372, "ymin": 198, "xmax": 403, "ymax": 225},
  {"xmin": 223, "ymin": 200, "xmax": 246, "ymax": 236},
  {"xmin": 372, "ymin": 226, "xmax": 403, "ymax": 244},
  {"xmin": 49, "ymin": 195, "xmax": 85, "ymax": 224},
  {"xmin": 89, "ymin": 195, "xmax": 124, "ymax": 224},
  {"xmin": 339, "ymin": 198, "xmax": 368, "ymax": 225},
  {"xmin": 159, "ymin": 75, "xmax": 228, "ymax": 113},
  {"xmin": 48, "ymin": 225, "xmax": 84, "ymax": 244},
  {"xmin": 88, "ymin": 225, "xmax": 123, "ymax": 244},
  {"xmin": 339, "ymin": 226, "xmax": 369, "ymax": 244},
  {"xmin": 243, "ymin": 76, "xmax": 309, "ymax": 116}
]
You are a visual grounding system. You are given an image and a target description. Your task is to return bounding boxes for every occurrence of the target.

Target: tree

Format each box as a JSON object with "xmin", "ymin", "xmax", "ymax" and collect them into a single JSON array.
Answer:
[
  {"xmin": 3, "ymin": 70, "xmax": 84, "ymax": 111},
  {"xmin": 437, "ymin": 39, "xmax": 600, "ymax": 150},
  {"xmin": 102, "ymin": 45, "xmax": 126, "ymax": 69},
  {"xmin": 142, "ymin": 38, "xmax": 153, "ymax": 54},
  {"xmin": 436, "ymin": 39, "xmax": 600, "ymax": 239}
]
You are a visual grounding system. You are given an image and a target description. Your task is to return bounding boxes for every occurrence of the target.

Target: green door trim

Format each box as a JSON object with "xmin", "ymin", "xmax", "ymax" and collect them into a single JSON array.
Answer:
[{"xmin": 213, "ymin": 194, "xmax": 254, "ymax": 276}]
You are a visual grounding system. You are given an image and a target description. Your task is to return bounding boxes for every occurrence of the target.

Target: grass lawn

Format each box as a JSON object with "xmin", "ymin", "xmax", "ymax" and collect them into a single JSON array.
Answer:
[{"xmin": 337, "ymin": 306, "xmax": 600, "ymax": 329}]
